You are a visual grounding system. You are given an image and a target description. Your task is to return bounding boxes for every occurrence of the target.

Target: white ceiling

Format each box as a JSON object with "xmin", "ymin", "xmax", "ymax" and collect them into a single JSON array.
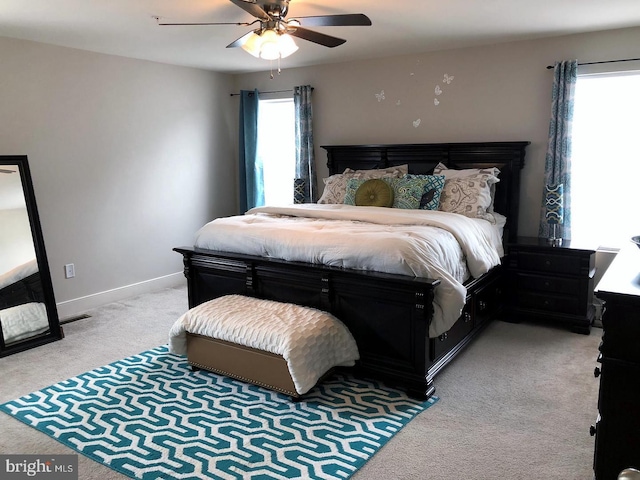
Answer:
[{"xmin": 1, "ymin": 0, "xmax": 640, "ymax": 74}]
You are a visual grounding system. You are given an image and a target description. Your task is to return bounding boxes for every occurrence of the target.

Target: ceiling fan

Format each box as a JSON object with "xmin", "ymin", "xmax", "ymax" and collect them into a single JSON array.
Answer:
[{"xmin": 157, "ymin": 0, "xmax": 372, "ymax": 60}]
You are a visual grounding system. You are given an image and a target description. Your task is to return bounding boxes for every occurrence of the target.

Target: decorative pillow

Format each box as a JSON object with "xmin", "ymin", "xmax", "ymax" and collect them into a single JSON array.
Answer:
[
  {"xmin": 433, "ymin": 162, "xmax": 501, "ymax": 211},
  {"xmin": 345, "ymin": 175, "xmax": 445, "ymax": 210},
  {"xmin": 438, "ymin": 175, "xmax": 497, "ymax": 222},
  {"xmin": 353, "ymin": 179, "xmax": 395, "ymax": 207},
  {"xmin": 403, "ymin": 174, "xmax": 446, "ymax": 210},
  {"xmin": 317, "ymin": 167, "xmax": 406, "ymax": 204}
]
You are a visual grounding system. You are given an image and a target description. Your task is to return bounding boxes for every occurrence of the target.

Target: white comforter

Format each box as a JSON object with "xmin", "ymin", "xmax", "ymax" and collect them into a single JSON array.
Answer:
[
  {"xmin": 169, "ymin": 295, "xmax": 360, "ymax": 395},
  {"xmin": 0, "ymin": 302, "xmax": 49, "ymax": 344},
  {"xmin": 0, "ymin": 259, "xmax": 38, "ymax": 290},
  {"xmin": 194, "ymin": 204, "xmax": 504, "ymax": 337}
]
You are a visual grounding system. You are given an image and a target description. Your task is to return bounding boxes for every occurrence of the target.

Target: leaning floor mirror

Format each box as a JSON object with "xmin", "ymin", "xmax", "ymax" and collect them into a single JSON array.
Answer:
[{"xmin": 0, "ymin": 155, "xmax": 63, "ymax": 357}]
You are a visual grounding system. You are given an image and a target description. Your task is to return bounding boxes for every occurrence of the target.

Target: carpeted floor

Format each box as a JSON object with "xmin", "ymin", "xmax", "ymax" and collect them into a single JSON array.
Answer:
[
  {"xmin": 1, "ymin": 345, "xmax": 436, "ymax": 480},
  {"xmin": 0, "ymin": 283, "xmax": 601, "ymax": 479}
]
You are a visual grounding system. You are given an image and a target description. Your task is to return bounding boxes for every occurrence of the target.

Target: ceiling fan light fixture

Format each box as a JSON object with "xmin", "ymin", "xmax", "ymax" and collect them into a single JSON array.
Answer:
[
  {"xmin": 241, "ymin": 28, "xmax": 299, "ymax": 60},
  {"xmin": 273, "ymin": 32, "xmax": 298, "ymax": 58},
  {"xmin": 240, "ymin": 31, "xmax": 263, "ymax": 58},
  {"xmin": 262, "ymin": 29, "xmax": 297, "ymax": 60}
]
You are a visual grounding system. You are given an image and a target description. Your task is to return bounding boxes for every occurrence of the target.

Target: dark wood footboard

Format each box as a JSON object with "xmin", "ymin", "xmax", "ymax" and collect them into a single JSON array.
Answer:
[{"xmin": 174, "ymin": 247, "xmax": 504, "ymax": 399}]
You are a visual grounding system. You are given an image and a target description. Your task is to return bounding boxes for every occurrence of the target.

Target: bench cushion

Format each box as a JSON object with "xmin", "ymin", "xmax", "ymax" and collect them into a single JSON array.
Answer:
[{"xmin": 169, "ymin": 295, "xmax": 360, "ymax": 395}]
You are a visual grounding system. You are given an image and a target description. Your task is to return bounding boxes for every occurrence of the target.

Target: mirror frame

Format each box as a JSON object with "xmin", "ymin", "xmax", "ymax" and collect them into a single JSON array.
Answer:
[{"xmin": 0, "ymin": 155, "xmax": 63, "ymax": 356}]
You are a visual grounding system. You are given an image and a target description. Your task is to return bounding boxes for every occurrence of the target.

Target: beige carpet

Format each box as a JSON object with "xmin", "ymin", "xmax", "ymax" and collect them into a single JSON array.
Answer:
[{"xmin": 0, "ymin": 283, "xmax": 601, "ymax": 479}]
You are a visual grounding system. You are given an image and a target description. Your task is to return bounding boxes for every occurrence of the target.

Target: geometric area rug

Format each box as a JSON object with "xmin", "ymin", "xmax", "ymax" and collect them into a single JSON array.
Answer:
[{"xmin": 0, "ymin": 345, "xmax": 437, "ymax": 480}]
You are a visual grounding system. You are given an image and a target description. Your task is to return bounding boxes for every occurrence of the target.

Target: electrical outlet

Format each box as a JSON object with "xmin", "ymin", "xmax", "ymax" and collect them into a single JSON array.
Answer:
[{"xmin": 64, "ymin": 263, "xmax": 75, "ymax": 279}]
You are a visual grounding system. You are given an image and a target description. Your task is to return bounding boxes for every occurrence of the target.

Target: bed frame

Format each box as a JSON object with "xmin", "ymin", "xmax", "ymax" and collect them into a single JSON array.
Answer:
[
  {"xmin": 0, "ymin": 272, "xmax": 43, "ymax": 310},
  {"xmin": 174, "ymin": 141, "xmax": 529, "ymax": 399}
]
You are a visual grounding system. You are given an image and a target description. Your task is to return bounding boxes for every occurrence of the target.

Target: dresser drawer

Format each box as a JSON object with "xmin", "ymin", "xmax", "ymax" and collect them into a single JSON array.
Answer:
[
  {"xmin": 514, "ymin": 272, "xmax": 581, "ymax": 295},
  {"xmin": 516, "ymin": 291, "xmax": 580, "ymax": 315},
  {"xmin": 515, "ymin": 251, "xmax": 582, "ymax": 275},
  {"xmin": 431, "ymin": 303, "xmax": 474, "ymax": 361}
]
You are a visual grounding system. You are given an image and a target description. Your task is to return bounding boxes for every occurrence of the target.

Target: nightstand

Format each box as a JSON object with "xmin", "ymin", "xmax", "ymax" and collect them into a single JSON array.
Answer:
[{"xmin": 505, "ymin": 236, "xmax": 596, "ymax": 334}]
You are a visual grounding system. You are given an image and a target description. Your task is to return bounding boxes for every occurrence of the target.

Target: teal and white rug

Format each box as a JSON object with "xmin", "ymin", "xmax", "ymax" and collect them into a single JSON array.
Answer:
[{"xmin": 0, "ymin": 345, "xmax": 437, "ymax": 480}]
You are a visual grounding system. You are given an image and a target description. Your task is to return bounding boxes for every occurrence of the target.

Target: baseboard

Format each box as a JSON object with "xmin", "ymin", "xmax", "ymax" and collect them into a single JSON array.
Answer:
[{"xmin": 56, "ymin": 272, "xmax": 186, "ymax": 320}]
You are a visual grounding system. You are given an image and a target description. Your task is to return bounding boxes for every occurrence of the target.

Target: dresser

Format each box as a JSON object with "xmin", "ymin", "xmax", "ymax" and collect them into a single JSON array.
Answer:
[
  {"xmin": 592, "ymin": 246, "xmax": 640, "ymax": 479},
  {"xmin": 505, "ymin": 237, "xmax": 596, "ymax": 334}
]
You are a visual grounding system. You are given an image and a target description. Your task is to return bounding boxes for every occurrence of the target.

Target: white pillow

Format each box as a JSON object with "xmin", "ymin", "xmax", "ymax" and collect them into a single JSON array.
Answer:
[{"xmin": 433, "ymin": 162, "xmax": 500, "ymax": 179}]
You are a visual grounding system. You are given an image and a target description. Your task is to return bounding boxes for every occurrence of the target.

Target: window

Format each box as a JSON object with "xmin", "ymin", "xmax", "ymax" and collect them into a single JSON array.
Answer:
[
  {"xmin": 257, "ymin": 97, "xmax": 296, "ymax": 206},
  {"xmin": 571, "ymin": 70, "xmax": 640, "ymax": 249}
]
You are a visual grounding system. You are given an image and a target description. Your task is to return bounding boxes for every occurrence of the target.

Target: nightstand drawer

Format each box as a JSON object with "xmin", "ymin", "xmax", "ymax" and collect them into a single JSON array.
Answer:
[
  {"xmin": 515, "ymin": 273, "xmax": 580, "ymax": 295},
  {"xmin": 516, "ymin": 252, "xmax": 581, "ymax": 275},
  {"xmin": 516, "ymin": 291, "xmax": 579, "ymax": 314}
]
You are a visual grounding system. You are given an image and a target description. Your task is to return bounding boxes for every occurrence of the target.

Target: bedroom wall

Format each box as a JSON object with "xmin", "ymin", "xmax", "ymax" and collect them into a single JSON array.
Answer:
[
  {"xmin": 0, "ymin": 36, "xmax": 237, "ymax": 318},
  {"xmin": 232, "ymin": 26, "xmax": 640, "ymax": 238}
]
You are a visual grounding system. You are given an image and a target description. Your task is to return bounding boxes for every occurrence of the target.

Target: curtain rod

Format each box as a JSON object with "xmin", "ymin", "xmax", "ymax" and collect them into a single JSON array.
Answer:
[
  {"xmin": 230, "ymin": 87, "xmax": 313, "ymax": 97},
  {"xmin": 546, "ymin": 57, "xmax": 640, "ymax": 69}
]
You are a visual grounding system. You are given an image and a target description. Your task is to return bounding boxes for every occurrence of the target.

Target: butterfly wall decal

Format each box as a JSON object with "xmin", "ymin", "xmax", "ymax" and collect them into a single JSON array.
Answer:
[
  {"xmin": 375, "ymin": 90, "xmax": 385, "ymax": 102},
  {"xmin": 443, "ymin": 74, "xmax": 454, "ymax": 84}
]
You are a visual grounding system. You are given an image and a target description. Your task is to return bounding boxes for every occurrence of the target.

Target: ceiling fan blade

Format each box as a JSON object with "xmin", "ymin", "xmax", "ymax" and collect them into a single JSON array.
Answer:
[
  {"xmin": 288, "ymin": 27, "xmax": 345, "ymax": 47},
  {"xmin": 229, "ymin": 0, "xmax": 271, "ymax": 21},
  {"xmin": 294, "ymin": 14, "xmax": 372, "ymax": 27},
  {"xmin": 226, "ymin": 31, "xmax": 255, "ymax": 48},
  {"xmin": 157, "ymin": 21, "xmax": 254, "ymax": 26},
  {"xmin": 154, "ymin": 15, "xmax": 256, "ymax": 27},
  {"xmin": 0, "ymin": 168, "xmax": 16, "ymax": 174}
]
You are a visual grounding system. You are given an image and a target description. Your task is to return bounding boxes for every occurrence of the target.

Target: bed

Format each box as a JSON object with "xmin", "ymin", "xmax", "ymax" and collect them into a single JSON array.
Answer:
[
  {"xmin": 0, "ymin": 259, "xmax": 43, "ymax": 310},
  {"xmin": 174, "ymin": 141, "xmax": 529, "ymax": 399},
  {"xmin": 0, "ymin": 259, "xmax": 49, "ymax": 345}
]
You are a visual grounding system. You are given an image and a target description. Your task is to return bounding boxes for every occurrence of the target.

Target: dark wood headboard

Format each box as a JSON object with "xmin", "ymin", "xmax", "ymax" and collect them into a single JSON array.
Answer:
[{"xmin": 321, "ymin": 141, "xmax": 529, "ymax": 243}]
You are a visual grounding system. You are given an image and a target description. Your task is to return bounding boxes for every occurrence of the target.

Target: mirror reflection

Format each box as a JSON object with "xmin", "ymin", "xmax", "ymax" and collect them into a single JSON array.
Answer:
[{"xmin": 0, "ymin": 156, "xmax": 62, "ymax": 355}]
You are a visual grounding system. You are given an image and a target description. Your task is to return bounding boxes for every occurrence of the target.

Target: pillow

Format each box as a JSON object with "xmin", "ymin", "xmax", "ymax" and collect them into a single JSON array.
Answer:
[
  {"xmin": 433, "ymin": 162, "xmax": 500, "ymax": 179},
  {"xmin": 317, "ymin": 166, "xmax": 406, "ymax": 204},
  {"xmin": 343, "ymin": 164, "xmax": 409, "ymax": 176},
  {"xmin": 434, "ymin": 162, "xmax": 501, "ymax": 211},
  {"xmin": 345, "ymin": 175, "xmax": 445, "ymax": 210},
  {"xmin": 403, "ymin": 174, "xmax": 446, "ymax": 210},
  {"xmin": 438, "ymin": 175, "xmax": 497, "ymax": 222},
  {"xmin": 353, "ymin": 179, "xmax": 394, "ymax": 207}
]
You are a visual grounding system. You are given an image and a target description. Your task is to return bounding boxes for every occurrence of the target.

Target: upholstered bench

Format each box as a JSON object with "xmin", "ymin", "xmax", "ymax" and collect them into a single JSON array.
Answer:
[{"xmin": 169, "ymin": 295, "xmax": 359, "ymax": 398}]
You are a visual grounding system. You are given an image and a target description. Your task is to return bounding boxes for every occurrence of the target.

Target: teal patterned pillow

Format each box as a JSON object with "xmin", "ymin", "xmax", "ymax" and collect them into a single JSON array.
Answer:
[
  {"xmin": 345, "ymin": 176, "xmax": 445, "ymax": 210},
  {"xmin": 343, "ymin": 178, "xmax": 365, "ymax": 205},
  {"xmin": 386, "ymin": 175, "xmax": 446, "ymax": 210}
]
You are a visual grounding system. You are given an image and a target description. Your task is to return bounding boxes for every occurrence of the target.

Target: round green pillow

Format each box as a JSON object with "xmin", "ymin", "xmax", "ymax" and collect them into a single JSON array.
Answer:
[{"xmin": 355, "ymin": 179, "xmax": 394, "ymax": 207}]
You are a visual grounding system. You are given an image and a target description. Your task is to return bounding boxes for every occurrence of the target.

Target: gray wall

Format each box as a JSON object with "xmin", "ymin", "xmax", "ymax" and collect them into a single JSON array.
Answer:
[
  {"xmin": 0, "ymin": 37, "xmax": 237, "ymax": 317},
  {"xmin": 2, "ymin": 25, "xmax": 637, "ymax": 316},
  {"xmin": 233, "ymin": 26, "xmax": 640, "ymax": 238}
]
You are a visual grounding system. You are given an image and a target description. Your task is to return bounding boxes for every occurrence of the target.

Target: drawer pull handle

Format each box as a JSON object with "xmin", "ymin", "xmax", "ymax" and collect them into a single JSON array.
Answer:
[
  {"xmin": 439, "ymin": 332, "xmax": 448, "ymax": 341},
  {"xmin": 464, "ymin": 312, "xmax": 472, "ymax": 323},
  {"xmin": 544, "ymin": 281, "xmax": 550, "ymax": 287},
  {"xmin": 545, "ymin": 260, "xmax": 552, "ymax": 267},
  {"xmin": 589, "ymin": 425, "xmax": 596, "ymax": 436},
  {"xmin": 594, "ymin": 367, "xmax": 601, "ymax": 378}
]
